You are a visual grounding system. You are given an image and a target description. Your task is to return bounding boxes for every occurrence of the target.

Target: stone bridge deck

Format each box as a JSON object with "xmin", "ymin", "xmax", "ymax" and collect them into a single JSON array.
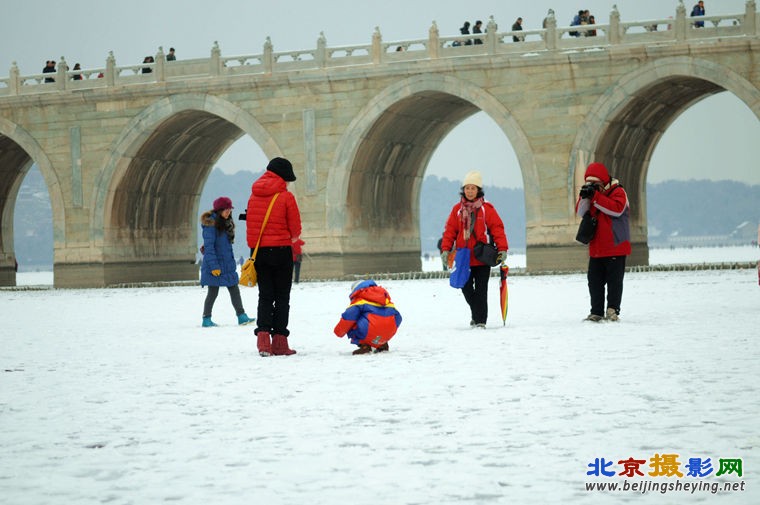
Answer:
[{"xmin": 1, "ymin": 4, "xmax": 757, "ymax": 95}]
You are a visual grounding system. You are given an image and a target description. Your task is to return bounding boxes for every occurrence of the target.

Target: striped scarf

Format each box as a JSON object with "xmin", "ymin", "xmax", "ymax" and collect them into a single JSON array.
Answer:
[{"xmin": 460, "ymin": 196, "xmax": 483, "ymax": 241}]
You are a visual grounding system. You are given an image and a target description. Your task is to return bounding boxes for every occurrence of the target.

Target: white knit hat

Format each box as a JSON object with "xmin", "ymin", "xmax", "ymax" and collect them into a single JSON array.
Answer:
[{"xmin": 462, "ymin": 170, "xmax": 483, "ymax": 188}]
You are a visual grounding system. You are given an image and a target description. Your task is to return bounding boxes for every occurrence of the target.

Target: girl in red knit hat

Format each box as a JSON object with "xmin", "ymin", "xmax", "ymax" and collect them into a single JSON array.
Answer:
[{"xmin": 199, "ymin": 196, "xmax": 254, "ymax": 327}]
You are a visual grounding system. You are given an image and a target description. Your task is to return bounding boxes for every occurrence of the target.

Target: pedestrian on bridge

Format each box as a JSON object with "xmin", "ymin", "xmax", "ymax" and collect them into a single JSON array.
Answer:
[
  {"xmin": 473, "ymin": 20, "xmax": 484, "ymax": 44},
  {"xmin": 512, "ymin": 17, "xmax": 524, "ymax": 42},
  {"xmin": 692, "ymin": 1, "xmax": 706, "ymax": 28},
  {"xmin": 42, "ymin": 60, "xmax": 55, "ymax": 83},
  {"xmin": 459, "ymin": 21, "xmax": 472, "ymax": 46}
]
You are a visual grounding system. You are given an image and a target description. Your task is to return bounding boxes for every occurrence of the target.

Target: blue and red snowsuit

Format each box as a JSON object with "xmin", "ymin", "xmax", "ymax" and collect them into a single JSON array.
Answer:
[{"xmin": 333, "ymin": 280, "xmax": 402, "ymax": 349}]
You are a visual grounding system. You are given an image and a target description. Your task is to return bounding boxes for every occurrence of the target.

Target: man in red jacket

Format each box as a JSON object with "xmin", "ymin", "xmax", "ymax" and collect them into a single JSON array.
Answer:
[{"xmin": 575, "ymin": 162, "xmax": 631, "ymax": 322}]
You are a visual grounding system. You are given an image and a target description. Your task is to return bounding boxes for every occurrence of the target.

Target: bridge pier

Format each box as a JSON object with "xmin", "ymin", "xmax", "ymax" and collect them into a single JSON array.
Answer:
[
  {"xmin": 53, "ymin": 259, "xmax": 199, "ymax": 288},
  {"xmin": 302, "ymin": 251, "xmax": 421, "ymax": 281},
  {"xmin": 0, "ymin": 265, "xmax": 15, "ymax": 286}
]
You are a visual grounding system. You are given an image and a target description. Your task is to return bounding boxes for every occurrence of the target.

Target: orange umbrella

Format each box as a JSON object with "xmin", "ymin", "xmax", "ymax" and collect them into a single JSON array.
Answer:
[{"xmin": 500, "ymin": 263, "xmax": 509, "ymax": 325}]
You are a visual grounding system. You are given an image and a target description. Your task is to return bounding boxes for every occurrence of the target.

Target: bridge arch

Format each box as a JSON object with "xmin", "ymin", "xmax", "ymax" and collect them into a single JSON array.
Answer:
[
  {"xmin": 326, "ymin": 73, "xmax": 537, "ymax": 270},
  {"xmin": 0, "ymin": 118, "xmax": 66, "ymax": 283},
  {"xmin": 92, "ymin": 93, "xmax": 282, "ymax": 282},
  {"xmin": 569, "ymin": 56, "xmax": 760, "ymax": 265}
]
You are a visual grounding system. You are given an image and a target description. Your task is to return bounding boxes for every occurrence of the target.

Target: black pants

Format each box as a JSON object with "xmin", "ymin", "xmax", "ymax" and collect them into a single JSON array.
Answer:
[
  {"xmin": 462, "ymin": 265, "xmax": 491, "ymax": 324},
  {"xmin": 253, "ymin": 246, "xmax": 293, "ymax": 336},
  {"xmin": 203, "ymin": 284, "xmax": 245, "ymax": 318},
  {"xmin": 587, "ymin": 256, "xmax": 626, "ymax": 316}
]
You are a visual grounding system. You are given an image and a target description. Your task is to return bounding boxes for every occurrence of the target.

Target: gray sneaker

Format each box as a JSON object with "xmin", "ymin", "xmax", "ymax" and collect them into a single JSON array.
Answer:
[
  {"xmin": 584, "ymin": 314, "xmax": 603, "ymax": 322},
  {"xmin": 606, "ymin": 308, "xmax": 619, "ymax": 321}
]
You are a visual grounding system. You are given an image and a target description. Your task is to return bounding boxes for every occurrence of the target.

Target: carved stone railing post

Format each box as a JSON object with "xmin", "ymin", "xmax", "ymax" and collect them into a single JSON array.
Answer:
[
  {"xmin": 261, "ymin": 35, "xmax": 274, "ymax": 74},
  {"xmin": 372, "ymin": 27, "xmax": 383, "ymax": 65},
  {"xmin": 675, "ymin": 0, "xmax": 687, "ymax": 41},
  {"xmin": 57, "ymin": 57, "xmax": 67, "ymax": 90},
  {"xmin": 155, "ymin": 46, "xmax": 166, "ymax": 82},
  {"xmin": 745, "ymin": 0, "xmax": 757, "ymax": 35},
  {"xmin": 428, "ymin": 21, "xmax": 440, "ymax": 59},
  {"xmin": 210, "ymin": 41, "xmax": 221, "ymax": 76},
  {"xmin": 486, "ymin": 16, "xmax": 497, "ymax": 54},
  {"xmin": 609, "ymin": 5, "xmax": 621, "ymax": 44},
  {"xmin": 545, "ymin": 9, "xmax": 557, "ymax": 50},
  {"xmin": 316, "ymin": 32, "xmax": 327, "ymax": 68},
  {"xmin": 263, "ymin": 37, "xmax": 273, "ymax": 74},
  {"xmin": 106, "ymin": 51, "xmax": 116, "ymax": 87},
  {"xmin": 9, "ymin": 62, "xmax": 19, "ymax": 95}
]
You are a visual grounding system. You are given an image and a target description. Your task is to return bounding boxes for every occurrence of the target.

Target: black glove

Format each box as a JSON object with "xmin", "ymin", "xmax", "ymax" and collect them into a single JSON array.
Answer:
[{"xmin": 579, "ymin": 183, "xmax": 596, "ymax": 199}]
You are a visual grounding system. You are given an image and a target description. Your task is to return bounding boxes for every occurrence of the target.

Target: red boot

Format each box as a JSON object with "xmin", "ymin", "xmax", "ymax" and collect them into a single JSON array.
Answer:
[
  {"xmin": 257, "ymin": 331, "xmax": 272, "ymax": 357},
  {"xmin": 271, "ymin": 334, "xmax": 296, "ymax": 356}
]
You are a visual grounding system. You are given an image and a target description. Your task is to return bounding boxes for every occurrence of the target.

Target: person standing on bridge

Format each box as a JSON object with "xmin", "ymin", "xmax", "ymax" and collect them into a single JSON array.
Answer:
[
  {"xmin": 511, "ymin": 17, "xmax": 524, "ymax": 42},
  {"xmin": 440, "ymin": 171, "xmax": 508, "ymax": 329},
  {"xmin": 199, "ymin": 197, "xmax": 255, "ymax": 328},
  {"xmin": 459, "ymin": 21, "xmax": 472, "ymax": 46},
  {"xmin": 473, "ymin": 20, "xmax": 484, "ymax": 44},
  {"xmin": 246, "ymin": 157, "xmax": 303, "ymax": 356},
  {"xmin": 42, "ymin": 60, "xmax": 55, "ymax": 83},
  {"xmin": 575, "ymin": 162, "xmax": 631, "ymax": 322},
  {"xmin": 691, "ymin": 1, "xmax": 706, "ymax": 28}
]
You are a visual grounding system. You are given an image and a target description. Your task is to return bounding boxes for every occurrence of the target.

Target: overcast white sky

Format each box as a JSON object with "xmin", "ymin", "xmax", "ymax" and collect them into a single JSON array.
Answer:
[{"xmin": 2, "ymin": 0, "xmax": 759, "ymax": 187}]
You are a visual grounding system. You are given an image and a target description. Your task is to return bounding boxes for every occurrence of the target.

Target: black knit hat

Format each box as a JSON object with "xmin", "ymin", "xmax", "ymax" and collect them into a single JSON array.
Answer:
[{"xmin": 267, "ymin": 157, "xmax": 296, "ymax": 182}]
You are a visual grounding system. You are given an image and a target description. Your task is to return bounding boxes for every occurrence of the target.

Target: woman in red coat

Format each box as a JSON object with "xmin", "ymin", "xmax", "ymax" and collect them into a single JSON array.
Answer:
[
  {"xmin": 440, "ymin": 171, "xmax": 508, "ymax": 328},
  {"xmin": 246, "ymin": 157, "xmax": 303, "ymax": 356},
  {"xmin": 575, "ymin": 162, "xmax": 631, "ymax": 322}
]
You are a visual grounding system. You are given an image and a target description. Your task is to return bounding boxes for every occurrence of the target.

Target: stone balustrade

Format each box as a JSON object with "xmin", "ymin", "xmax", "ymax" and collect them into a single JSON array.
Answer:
[{"xmin": 0, "ymin": 0, "xmax": 757, "ymax": 97}]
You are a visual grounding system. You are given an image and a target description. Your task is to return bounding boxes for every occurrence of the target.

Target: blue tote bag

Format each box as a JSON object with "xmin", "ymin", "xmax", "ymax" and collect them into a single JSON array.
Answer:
[{"xmin": 449, "ymin": 248, "xmax": 471, "ymax": 288}]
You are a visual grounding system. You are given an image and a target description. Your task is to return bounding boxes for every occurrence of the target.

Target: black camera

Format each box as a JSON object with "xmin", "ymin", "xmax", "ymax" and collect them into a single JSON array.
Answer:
[
  {"xmin": 579, "ymin": 183, "xmax": 596, "ymax": 199},
  {"xmin": 238, "ymin": 211, "xmax": 247, "ymax": 221}
]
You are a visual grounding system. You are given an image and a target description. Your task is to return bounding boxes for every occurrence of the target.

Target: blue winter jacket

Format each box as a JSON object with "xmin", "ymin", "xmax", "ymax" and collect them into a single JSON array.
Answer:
[{"xmin": 200, "ymin": 211, "xmax": 239, "ymax": 287}]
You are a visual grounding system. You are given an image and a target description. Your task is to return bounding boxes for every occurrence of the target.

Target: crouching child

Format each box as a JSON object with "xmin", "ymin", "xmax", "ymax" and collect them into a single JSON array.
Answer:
[{"xmin": 333, "ymin": 280, "xmax": 402, "ymax": 355}]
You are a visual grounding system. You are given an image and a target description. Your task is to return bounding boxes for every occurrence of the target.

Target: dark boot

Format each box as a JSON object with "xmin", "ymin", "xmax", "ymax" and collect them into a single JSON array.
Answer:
[
  {"xmin": 256, "ymin": 331, "xmax": 272, "ymax": 357},
  {"xmin": 374, "ymin": 342, "xmax": 390, "ymax": 353},
  {"xmin": 271, "ymin": 334, "xmax": 296, "ymax": 356},
  {"xmin": 352, "ymin": 344, "xmax": 372, "ymax": 355}
]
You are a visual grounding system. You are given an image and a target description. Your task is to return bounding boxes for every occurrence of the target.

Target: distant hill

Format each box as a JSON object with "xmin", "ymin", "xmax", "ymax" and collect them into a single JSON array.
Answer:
[
  {"xmin": 11, "ymin": 167, "xmax": 760, "ymax": 270},
  {"xmin": 647, "ymin": 180, "xmax": 760, "ymax": 243}
]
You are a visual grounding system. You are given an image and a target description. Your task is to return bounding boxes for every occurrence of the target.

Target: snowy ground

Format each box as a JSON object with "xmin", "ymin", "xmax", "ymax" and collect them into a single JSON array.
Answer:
[{"xmin": 1, "ymin": 248, "xmax": 759, "ymax": 504}]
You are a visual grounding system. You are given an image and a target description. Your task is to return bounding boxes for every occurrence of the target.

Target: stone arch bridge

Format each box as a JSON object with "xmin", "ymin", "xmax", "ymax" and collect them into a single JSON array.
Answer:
[{"xmin": 1, "ymin": 2, "xmax": 758, "ymax": 287}]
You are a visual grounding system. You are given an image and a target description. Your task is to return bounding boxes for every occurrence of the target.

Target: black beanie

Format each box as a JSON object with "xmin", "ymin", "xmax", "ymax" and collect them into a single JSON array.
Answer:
[{"xmin": 267, "ymin": 157, "xmax": 296, "ymax": 182}]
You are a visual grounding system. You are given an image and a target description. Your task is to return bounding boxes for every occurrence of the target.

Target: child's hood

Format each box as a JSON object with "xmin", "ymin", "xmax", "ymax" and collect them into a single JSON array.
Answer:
[{"xmin": 350, "ymin": 281, "xmax": 393, "ymax": 306}]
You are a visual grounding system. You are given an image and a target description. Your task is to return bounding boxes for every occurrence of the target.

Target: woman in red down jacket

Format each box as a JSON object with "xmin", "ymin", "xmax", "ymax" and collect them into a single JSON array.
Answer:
[
  {"xmin": 440, "ymin": 170, "xmax": 508, "ymax": 329},
  {"xmin": 246, "ymin": 157, "xmax": 303, "ymax": 357},
  {"xmin": 575, "ymin": 162, "xmax": 631, "ymax": 322}
]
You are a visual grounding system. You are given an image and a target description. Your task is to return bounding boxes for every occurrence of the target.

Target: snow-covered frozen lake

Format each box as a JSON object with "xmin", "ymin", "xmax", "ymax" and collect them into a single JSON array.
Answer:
[{"xmin": 1, "ymin": 246, "xmax": 759, "ymax": 504}]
